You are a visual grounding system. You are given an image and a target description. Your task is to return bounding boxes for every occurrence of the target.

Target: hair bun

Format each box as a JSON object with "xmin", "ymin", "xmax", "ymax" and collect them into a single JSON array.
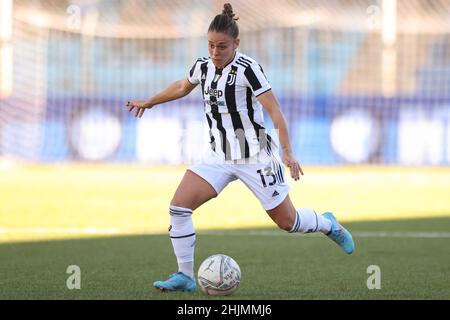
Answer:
[{"xmin": 223, "ymin": 3, "xmax": 239, "ymax": 21}]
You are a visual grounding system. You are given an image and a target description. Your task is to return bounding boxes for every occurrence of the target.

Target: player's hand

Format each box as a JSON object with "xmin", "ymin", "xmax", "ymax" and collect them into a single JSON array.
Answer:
[
  {"xmin": 126, "ymin": 100, "xmax": 153, "ymax": 118},
  {"xmin": 282, "ymin": 151, "xmax": 304, "ymax": 181}
]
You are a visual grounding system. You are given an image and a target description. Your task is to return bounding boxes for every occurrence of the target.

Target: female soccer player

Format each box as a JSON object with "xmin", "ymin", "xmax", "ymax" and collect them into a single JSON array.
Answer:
[{"xmin": 126, "ymin": 3, "xmax": 354, "ymax": 292}]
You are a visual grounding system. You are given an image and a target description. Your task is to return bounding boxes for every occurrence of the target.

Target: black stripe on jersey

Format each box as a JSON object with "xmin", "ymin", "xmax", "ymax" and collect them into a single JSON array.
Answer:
[
  {"xmin": 230, "ymin": 114, "xmax": 250, "ymax": 158},
  {"xmin": 200, "ymin": 62, "xmax": 208, "ymax": 99},
  {"xmin": 210, "ymin": 68, "xmax": 232, "ymax": 160},
  {"xmin": 225, "ymin": 65, "xmax": 250, "ymax": 159},
  {"xmin": 225, "ymin": 67, "xmax": 239, "ymax": 113},
  {"xmin": 189, "ymin": 57, "xmax": 208, "ymax": 77},
  {"xmin": 237, "ymin": 57, "xmax": 264, "ymax": 93},
  {"xmin": 237, "ymin": 56, "xmax": 251, "ymax": 64},
  {"xmin": 259, "ymin": 64, "xmax": 268, "ymax": 80},
  {"xmin": 264, "ymin": 135, "xmax": 274, "ymax": 156},
  {"xmin": 244, "ymin": 66, "xmax": 263, "ymax": 92},
  {"xmin": 236, "ymin": 61, "xmax": 250, "ymax": 69},
  {"xmin": 265, "ymin": 138, "xmax": 272, "ymax": 155},
  {"xmin": 189, "ymin": 64, "xmax": 196, "ymax": 78},
  {"xmin": 246, "ymin": 88, "xmax": 259, "ymax": 138},
  {"xmin": 236, "ymin": 58, "xmax": 250, "ymax": 67},
  {"xmin": 212, "ymin": 114, "xmax": 232, "ymax": 160},
  {"xmin": 246, "ymin": 87, "xmax": 271, "ymax": 151},
  {"xmin": 205, "ymin": 113, "xmax": 216, "ymax": 151},
  {"xmin": 238, "ymin": 56, "xmax": 253, "ymax": 65},
  {"xmin": 201, "ymin": 62, "xmax": 216, "ymax": 151}
]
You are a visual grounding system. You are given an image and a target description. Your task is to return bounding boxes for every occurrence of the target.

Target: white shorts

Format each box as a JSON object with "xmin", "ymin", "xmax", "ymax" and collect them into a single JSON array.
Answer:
[{"xmin": 189, "ymin": 145, "xmax": 290, "ymax": 211}]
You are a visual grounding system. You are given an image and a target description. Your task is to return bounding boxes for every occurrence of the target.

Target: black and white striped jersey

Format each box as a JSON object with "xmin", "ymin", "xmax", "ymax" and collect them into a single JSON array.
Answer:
[{"xmin": 187, "ymin": 51, "xmax": 273, "ymax": 161}]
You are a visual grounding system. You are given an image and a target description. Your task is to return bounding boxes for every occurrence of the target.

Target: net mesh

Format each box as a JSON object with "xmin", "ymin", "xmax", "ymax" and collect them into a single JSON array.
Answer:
[{"xmin": 1, "ymin": 0, "xmax": 450, "ymax": 164}]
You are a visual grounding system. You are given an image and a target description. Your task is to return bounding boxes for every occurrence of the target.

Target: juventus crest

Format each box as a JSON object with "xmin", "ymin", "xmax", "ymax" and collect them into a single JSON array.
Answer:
[{"xmin": 227, "ymin": 70, "xmax": 237, "ymax": 86}]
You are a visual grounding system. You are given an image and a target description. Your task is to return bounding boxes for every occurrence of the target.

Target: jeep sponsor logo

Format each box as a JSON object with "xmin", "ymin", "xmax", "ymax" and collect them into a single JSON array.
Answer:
[{"xmin": 204, "ymin": 86, "xmax": 223, "ymax": 98}]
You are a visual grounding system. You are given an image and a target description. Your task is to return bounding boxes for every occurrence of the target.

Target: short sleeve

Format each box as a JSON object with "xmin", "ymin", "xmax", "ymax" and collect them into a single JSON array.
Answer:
[
  {"xmin": 187, "ymin": 57, "xmax": 208, "ymax": 85},
  {"xmin": 243, "ymin": 63, "xmax": 272, "ymax": 97}
]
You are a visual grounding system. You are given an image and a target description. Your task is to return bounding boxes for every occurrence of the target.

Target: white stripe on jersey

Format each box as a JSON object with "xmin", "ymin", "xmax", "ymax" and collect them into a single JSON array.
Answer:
[{"xmin": 188, "ymin": 51, "xmax": 273, "ymax": 161}]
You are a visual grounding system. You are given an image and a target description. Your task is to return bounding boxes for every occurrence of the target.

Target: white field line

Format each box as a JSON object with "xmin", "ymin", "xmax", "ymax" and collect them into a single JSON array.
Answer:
[
  {"xmin": 199, "ymin": 230, "xmax": 450, "ymax": 238},
  {"xmin": 0, "ymin": 227, "xmax": 120, "ymax": 235},
  {"xmin": 0, "ymin": 228, "xmax": 450, "ymax": 238}
]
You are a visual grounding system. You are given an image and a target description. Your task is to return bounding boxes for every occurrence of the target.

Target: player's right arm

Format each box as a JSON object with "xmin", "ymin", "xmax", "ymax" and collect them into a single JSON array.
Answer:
[{"xmin": 126, "ymin": 79, "xmax": 197, "ymax": 118}]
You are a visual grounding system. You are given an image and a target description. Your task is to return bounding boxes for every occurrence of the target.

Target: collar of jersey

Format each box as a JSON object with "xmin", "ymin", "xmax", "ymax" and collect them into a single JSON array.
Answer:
[{"xmin": 210, "ymin": 51, "xmax": 239, "ymax": 73}]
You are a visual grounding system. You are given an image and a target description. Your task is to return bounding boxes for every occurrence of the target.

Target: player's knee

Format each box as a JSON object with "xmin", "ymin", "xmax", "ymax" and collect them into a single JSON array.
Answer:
[
  {"xmin": 277, "ymin": 220, "xmax": 293, "ymax": 232},
  {"xmin": 278, "ymin": 212, "xmax": 296, "ymax": 231},
  {"xmin": 278, "ymin": 213, "xmax": 296, "ymax": 232},
  {"xmin": 275, "ymin": 213, "xmax": 296, "ymax": 232},
  {"xmin": 268, "ymin": 210, "xmax": 296, "ymax": 231}
]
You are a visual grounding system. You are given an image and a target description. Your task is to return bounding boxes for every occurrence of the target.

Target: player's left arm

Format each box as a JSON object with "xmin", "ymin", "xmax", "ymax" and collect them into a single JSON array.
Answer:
[{"xmin": 257, "ymin": 90, "xmax": 304, "ymax": 181}]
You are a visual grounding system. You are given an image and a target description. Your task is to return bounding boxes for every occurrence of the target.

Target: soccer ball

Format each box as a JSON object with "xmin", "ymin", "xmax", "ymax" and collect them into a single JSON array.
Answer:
[{"xmin": 197, "ymin": 254, "xmax": 241, "ymax": 296}]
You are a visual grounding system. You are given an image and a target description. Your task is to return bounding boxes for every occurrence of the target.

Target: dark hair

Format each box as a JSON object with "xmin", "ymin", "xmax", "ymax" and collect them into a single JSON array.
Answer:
[{"xmin": 208, "ymin": 3, "xmax": 239, "ymax": 39}]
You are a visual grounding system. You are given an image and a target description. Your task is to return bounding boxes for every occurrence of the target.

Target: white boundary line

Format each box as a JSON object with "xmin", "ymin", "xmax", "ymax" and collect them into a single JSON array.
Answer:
[
  {"xmin": 199, "ymin": 230, "xmax": 450, "ymax": 238},
  {"xmin": 0, "ymin": 228, "xmax": 449, "ymax": 238},
  {"xmin": 0, "ymin": 227, "xmax": 120, "ymax": 235}
]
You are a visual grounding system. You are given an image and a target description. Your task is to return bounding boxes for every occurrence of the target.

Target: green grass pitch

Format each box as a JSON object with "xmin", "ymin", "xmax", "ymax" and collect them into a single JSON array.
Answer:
[
  {"xmin": 0, "ymin": 165, "xmax": 449, "ymax": 299},
  {"xmin": 0, "ymin": 217, "xmax": 449, "ymax": 300}
]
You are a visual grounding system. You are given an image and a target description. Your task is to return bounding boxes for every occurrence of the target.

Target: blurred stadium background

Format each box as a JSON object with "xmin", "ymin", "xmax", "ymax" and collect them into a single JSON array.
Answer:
[
  {"xmin": 1, "ymin": 0, "xmax": 450, "ymax": 300},
  {"xmin": 2, "ymin": 0, "xmax": 450, "ymax": 165},
  {"xmin": 1, "ymin": 0, "xmax": 450, "ymax": 242}
]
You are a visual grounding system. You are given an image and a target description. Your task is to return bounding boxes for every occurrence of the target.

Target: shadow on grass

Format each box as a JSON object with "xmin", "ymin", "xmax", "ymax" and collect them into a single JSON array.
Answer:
[{"xmin": 0, "ymin": 216, "xmax": 449, "ymax": 300}]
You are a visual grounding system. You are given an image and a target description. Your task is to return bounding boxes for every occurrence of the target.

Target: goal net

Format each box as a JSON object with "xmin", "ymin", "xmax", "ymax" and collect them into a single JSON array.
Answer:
[{"xmin": 1, "ymin": 0, "xmax": 449, "ymax": 165}]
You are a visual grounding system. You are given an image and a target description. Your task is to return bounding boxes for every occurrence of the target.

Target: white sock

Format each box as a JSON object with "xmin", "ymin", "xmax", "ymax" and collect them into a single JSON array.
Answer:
[
  {"xmin": 178, "ymin": 261, "xmax": 194, "ymax": 279},
  {"xmin": 169, "ymin": 205, "xmax": 195, "ymax": 279},
  {"xmin": 289, "ymin": 208, "xmax": 331, "ymax": 234}
]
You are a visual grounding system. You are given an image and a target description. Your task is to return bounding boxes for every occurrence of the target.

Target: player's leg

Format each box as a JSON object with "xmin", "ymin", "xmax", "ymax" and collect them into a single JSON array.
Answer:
[
  {"xmin": 170, "ymin": 169, "xmax": 218, "ymax": 274},
  {"xmin": 154, "ymin": 167, "xmax": 235, "ymax": 292},
  {"xmin": 153, "ymin": 170, "xmax": 217, "ymax": 292},
  {"xmin": 236, "ymin": 147, "xmax": 354, "ymax": 254},
  {"xmin": 266, "ymin": 194, "xmax": 354, "ymax": 254},
  {"xmin": 266, "ymin": 195, "xmax": 332, "ymax": 233},
  {"xmin": 170, "ymin": 169, "xmax": 218, "ymax": 210}
]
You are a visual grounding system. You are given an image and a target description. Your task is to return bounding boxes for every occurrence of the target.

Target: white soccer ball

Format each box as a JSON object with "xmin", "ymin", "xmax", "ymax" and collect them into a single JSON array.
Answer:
[{"xmin": 197, "ymin": 254, "xmax": 241, "ymax": 296}]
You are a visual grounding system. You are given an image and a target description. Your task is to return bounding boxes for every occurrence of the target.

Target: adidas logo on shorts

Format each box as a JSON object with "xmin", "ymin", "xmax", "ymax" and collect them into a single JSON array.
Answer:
[{"xmin": 272, "ymin": 190, "xmax": 280, "ymax": 197}]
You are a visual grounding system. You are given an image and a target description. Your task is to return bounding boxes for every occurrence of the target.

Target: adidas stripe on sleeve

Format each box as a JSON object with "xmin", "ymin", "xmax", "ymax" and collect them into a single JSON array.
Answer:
[
  {"xmin": 238, "ymin": 58, "xmax": 271, "ymax": 97},
  {"xmin": 187, "ymin": 57, "xmax": 208, "ymax": 85}
]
